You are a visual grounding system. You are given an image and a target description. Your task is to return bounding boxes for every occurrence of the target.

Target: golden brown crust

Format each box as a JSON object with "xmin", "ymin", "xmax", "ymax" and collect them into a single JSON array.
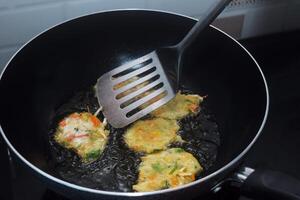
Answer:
[
  {"xmin": 133, "ymin": 148, "xmax": 202, "ymax": 192},
  {"xmin": 151, "ymin": 92, "xmax": 203, "ymax": 120},
  {"xmin": 123, "ymin": 118, "xmax": 182, "ymax": 153}
]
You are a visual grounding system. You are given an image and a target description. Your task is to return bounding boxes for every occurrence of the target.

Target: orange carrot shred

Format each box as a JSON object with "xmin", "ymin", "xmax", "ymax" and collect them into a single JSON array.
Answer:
[
  {"xmin": 170, "ymin": 176, "xmax": 179, "ymax": 186},
  {"xmin": 191, "ymin": 174, "xmax": 195, "ymax": 181},
  {"xmin": 91, "ymin": 115, "xmax": 101, "ymax": 127}
]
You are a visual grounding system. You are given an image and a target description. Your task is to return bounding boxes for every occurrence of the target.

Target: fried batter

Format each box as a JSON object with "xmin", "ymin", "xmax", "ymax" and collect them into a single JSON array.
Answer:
[
  {"xmin": 151, "ymin": 92, "xmax": 203, "ymax": 120},
  {"xmin": 124, "ymin": 118, "xmax": 182, "ymax": 153},
  {"xmin": 133, "ymin": 148, "xmax": 202, "ymax": 192},
  {"xmin": 54, "ymin": 112, "xmax": 109, "ymax": 162}
]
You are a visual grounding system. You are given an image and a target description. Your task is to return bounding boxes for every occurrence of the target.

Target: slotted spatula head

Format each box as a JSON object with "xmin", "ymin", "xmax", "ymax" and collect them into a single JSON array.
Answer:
[
  {"xmin": 96, "ymin": 0, "xmax": 232, "ymax": 128},
  {"xmin": 96, "ymin": 51, "xmax": 175, "ymax": 128}
]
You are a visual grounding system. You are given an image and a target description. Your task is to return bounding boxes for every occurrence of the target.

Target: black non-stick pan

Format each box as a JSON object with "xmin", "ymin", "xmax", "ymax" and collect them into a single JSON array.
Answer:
[{"xmin": 1, "ymin": 9, "xmax": 300, "ymax": 200}]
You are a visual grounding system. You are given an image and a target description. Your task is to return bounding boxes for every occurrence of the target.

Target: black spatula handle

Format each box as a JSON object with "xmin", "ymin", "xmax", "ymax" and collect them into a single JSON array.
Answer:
[{"xmin": 176, "ymin": 0, "xmax": 232, "ymax": 53}]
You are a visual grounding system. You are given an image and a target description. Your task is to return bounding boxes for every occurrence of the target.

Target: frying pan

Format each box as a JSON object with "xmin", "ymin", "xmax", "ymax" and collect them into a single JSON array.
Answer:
[{"xmin": 0, "ymin": 9, "xmax": 299, "ymax": 200}]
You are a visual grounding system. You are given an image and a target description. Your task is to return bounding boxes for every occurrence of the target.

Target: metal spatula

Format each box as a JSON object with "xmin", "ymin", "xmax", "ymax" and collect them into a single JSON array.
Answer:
[{"xmin": 96, "ymin": 0, "xmax": 231, "ymax": 128}]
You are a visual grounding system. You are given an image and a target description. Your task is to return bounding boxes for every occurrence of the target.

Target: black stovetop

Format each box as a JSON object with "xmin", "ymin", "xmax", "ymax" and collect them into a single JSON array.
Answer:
[{"xmin": 1, "ymin": 30, "xmax": 300, "ymax": 200}]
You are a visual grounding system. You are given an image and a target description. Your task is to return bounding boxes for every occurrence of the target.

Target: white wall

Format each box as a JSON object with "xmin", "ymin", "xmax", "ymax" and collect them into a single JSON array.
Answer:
[{"xmin": 0, "ymin": 0, "xmax": 299, "ymax": 71}]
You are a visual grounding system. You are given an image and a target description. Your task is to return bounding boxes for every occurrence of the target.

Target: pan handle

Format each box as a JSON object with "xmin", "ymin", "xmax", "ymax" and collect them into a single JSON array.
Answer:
[{"xmin": 234, "ymin": 167, "xmax": 300, "ymax": 200}]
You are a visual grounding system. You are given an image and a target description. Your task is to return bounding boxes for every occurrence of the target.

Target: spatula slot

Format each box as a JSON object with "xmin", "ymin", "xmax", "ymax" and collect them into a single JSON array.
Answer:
[
  {"xmin": 116, "ymin": 78, "xmax": 162, "ymax": 103},
  {"xmin": 111, "ymin": 62, "xmax": 155, "ymax": 86},
  {"xmin": 120, "ymin": 82, "xmax": 163, "ymax": 109},
  {"xmin": 115, "ymin": 74, "xmax": 160, "ymax": 100},
  {"xmin": 112, "ymin": 58, "xmax": 153, "ymax": 79},
  {"xmin": 113, "ymin": 66, "xmax": 156, "ymax": 91},
  {"xmin": 125, "ymin": 90, "xmax": 167, "ymax": 118}
]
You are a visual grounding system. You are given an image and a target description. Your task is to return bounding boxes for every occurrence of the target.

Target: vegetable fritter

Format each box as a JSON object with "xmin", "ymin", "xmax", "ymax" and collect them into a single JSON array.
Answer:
[
  {"xmin": 54, "ymin": 112, "xmax": 109, "ymax": 162},
  {"xmin": 151, "ymin": 92, "xmax": 203, "ymax": 120},
  {"xmin": 133, "ymin": 148, "xmax": 202, "ymax": 192},
  {"xmin": 124, "ymin": 118, "xmax": 182, "ymax": 153}
]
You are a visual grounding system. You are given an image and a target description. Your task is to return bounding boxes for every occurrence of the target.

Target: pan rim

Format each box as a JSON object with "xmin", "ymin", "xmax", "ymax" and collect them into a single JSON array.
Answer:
[{"xmin": 0, "ymin": 8, "xmax": 269, "ymax": 197}]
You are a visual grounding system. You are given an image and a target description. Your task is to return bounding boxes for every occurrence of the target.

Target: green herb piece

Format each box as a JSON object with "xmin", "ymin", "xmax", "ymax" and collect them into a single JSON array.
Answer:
[
  {"xmin": 151, "ymin": 162, "xmax": 164, "ymax": 173},
  {"xmin": 85, "ymin": 149, "xmax": 101, "ymax": 160},
  {"xmin": 174, "ymin": 148, "xmax": 184, "ymax": 153},
  {"xmin": 161, "ymin": 180, "xmax": 170, "ymax": 189},
  {"xmin": 169, "ymin": 161, "xmax": 178, "ymax": 174}
]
